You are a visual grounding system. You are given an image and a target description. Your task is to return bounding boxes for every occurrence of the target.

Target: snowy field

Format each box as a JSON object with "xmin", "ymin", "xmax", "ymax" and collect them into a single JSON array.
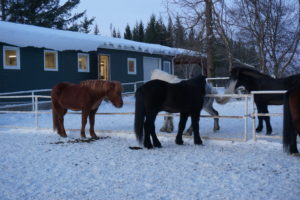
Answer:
[{"xmin": 0, "ymin": 96, "xmax": 299, "ymax": 200}]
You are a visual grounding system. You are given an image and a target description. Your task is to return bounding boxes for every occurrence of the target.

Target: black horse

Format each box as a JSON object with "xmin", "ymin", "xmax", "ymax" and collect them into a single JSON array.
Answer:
[
  {"xmin": 134, "ymin": 75, "xmax": 206, "ymax": 149},
  {"xmin": 283, "ymin": 83, "xmax": 300, "ymax": 155},
  {"xmin": 219, "ymin": 66, "xmax": 300, "ymax": 135}
]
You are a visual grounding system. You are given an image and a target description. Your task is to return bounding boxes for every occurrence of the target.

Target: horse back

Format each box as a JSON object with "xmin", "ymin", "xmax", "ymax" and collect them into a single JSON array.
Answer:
[{"xmin": 51, "ymin": 82, "xmax": 98, "ymax": 110}]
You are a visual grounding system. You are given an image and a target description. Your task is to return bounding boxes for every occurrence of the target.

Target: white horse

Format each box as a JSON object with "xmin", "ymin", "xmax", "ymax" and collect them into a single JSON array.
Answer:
[{"xmin": 151, "ymin": 69, "xmax": 221, "ymax": 135}]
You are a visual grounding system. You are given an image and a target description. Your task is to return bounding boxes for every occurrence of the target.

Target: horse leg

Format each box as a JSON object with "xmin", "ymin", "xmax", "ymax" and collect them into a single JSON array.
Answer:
[
  {"xmin": 143, "ymin": 113, "xmax": 156, "ymax": 149},
  {"xmin": 89, "ymin": 109, "xmax": 98, "ymax": 139},
  {"xmin": 191, "ymin": 112, "xmax": 202, "ymax": 145},
  {"xmin": 80, "ymin": 110, "xmax": 89, "ymax": 138},
  {"xmin": 176, "ymin": 113, "xmax": 189, "ymax": 145},
  {"xmin": 52, "ymin": 101, "xmax": 67, "ymax": 137},
  {"xmin": 183, "ymin": 125, "xmax": 193, "ymax": 136},
  {"xmin": 148, "ymin": 113, "xmax": 162, "ymax": 148},
  {"xmin": 262, "ymin": 105, "xmax": 272, "ymax": 135},
  {"xmin": 160, "ymin": 115, "xmax": 174, "ymax": 133},
  {"xmin": 256, "ymin": 104, "xmax": 264, "ymax": 133},
  {"xmin": 204, "ymin": 105, "xmax": 220, "ymax": 132}
]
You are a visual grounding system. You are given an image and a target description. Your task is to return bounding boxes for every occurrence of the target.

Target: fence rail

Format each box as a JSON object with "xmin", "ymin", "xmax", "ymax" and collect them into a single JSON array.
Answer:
[{"xmin": 0, "ymin": 80, "xmax": 287, "ymax": 143}]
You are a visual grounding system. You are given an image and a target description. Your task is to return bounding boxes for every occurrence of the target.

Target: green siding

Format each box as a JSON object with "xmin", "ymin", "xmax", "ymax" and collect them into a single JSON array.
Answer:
[
  {"xmin": 0, "ymin": 42, "xmax": 174, "ymax": 93},
  {"xmin": 0, "ymin": 43, "xmax": 98, "ymax": 93},
  {"xmin": 98, "ymin": 48, "xmax": 173, "ymax": 83}
]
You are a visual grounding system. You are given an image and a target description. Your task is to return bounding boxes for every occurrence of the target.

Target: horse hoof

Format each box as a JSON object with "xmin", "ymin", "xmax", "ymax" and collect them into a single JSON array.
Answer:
[
  {"xmin": 194, "ymin": 140, "xmax": 203, "ymax": 145},
  {"xmin": 266, "ymin": 132, "xmax": 272, "ymax": 135},
  {"xmin": 144, "ymin": 143, "xmax": 153, "ymax": 149},
  {"xmin": 175, "ymin": 139, "xmax": 184, "ymax": 145},
  {"xmin": 256, "ymin": 127, "xmax": 262, "ymax": 132},
  {"xmin": 153, "ymin": 142, "xmax": 162, "ymax": 148},
  {"xmin": 59, "ymin": 134, "xmax": 67, "ymax": 138},
  {"xmin": 291, "ymin": 153, "xmax": 300, "ymax": 157}
]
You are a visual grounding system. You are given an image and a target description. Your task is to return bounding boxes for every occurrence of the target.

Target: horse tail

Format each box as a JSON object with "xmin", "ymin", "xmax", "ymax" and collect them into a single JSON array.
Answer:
[
  {"xmin": 134, "ymin": 88, "xmax": 145, "ymax": 144},
  {"xmin": 215, "ymin": 80, "xmax": 237, "ymax": 105},
  {"xmin": 51, "ymin": 101, "xmax": 59, "ymax": 132},
  {"xmin": 283, "ymin": 91, "xmax": 294, "ymax": 153}
]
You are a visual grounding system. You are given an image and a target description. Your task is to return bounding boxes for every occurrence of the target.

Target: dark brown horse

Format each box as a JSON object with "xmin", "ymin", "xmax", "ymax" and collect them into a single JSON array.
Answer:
[
  {"xmin": 51, "ymin": 80, "xmax": 123, "ymax": 138},
  {"xmin": 283, "ymin": 83, "xmax": 300, "ymax": 155}
]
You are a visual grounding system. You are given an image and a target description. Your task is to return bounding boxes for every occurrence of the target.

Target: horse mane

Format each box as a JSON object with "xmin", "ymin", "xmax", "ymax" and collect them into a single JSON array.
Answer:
[
  {"xmin": 232, "ymin": 66, "xmax": 273, "ymax": 79},
  {"xmin": 80, "ymin": 80, "xmax": 106, "ymax": 90},
  {"xmin": 151, "ymin": 69, "xmax": 182, "ymax": 83}
]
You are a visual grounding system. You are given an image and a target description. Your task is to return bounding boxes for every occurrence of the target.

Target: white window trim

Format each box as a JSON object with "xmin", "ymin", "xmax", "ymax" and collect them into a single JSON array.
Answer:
[
  {"xmin": 78, "ymin": 53, "xmax": 90, "ymax": 73},
  {"xmin": 3, "ymin": 46, "xmax": 21, "ymax": 70},
  {"xmin": 44, "ymin": 50, "xmax": 58, "ymax": 71},
  {"xmin": 163, "ymin": 61, "xmax": 171, "ymax": 74},
  {"xmin": 127, "ymin": 58, "xmax": 137, "ymax": 75}
]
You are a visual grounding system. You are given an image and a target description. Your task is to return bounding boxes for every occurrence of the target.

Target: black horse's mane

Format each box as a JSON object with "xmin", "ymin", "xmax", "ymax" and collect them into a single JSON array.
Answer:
[{"xmin": 232, "ymin": 66, "xmax": 273, "ymax": 79}]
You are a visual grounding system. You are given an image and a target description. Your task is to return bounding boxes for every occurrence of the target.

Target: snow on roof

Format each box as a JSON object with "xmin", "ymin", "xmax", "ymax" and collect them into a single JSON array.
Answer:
[{"xmin": 0, "ymin": 21, "xmax": 197, "ymax": 56}]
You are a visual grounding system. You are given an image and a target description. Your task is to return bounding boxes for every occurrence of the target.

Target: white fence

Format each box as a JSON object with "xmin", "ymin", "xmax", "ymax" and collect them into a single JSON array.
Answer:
[{"xmin": 0, "ymin": 80, "xmax": 287, "ymax": 142}]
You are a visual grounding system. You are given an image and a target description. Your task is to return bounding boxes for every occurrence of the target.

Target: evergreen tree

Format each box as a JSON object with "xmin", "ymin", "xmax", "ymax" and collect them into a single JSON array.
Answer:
[
  {"xmin": 1, "ymin": 0, "xmax": 94, "ymax": 31},
  {"xmin": 124, "ymin": 24, "xmax": 132, "ymax": 40},
  {"xmin": 174, "ymin": 16, "xmax": 185, "ymax": 48},
  {"xmin": 166, "ymin": 16, "xmax": 174, "ymax": 47},
  {"xmin": 145, "ymin": 14, "xmax": 159, "ymax": 44},
  {"xmin": 116, "ymin": 30, "xmax": 121, "ymax": 38},
  {"xmin": 112, "ymin": 28, "xmax": 117, "ymax": 38},
  {"xmin": 94, "ymin": 24, "xmax": 100, "ymax": 35},
  {"xmin": 138, "ymin": 21, "xmax": 145, "ymax": 42},
  {"xmin": 156, "ymin": 16, "xmax": 167, "ymax": 45},
  {"xmin": 80, "ymin": 16, "xmax": 95, "ymax": 33},
  {"xmin": 132, "ymin": 22, "xmax": 139, "ymax": 41}
]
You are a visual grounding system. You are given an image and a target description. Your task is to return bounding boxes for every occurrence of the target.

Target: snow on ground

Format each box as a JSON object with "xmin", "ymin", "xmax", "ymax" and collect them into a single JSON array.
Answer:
[{"xmin": 0, "ymin": 96, "xmax": 299, "ymax": 200}]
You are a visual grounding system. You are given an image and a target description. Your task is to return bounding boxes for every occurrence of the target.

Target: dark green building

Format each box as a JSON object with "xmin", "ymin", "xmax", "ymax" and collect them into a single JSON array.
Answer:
[{"xmin": 0, "ymin": 21, "xmax": 190, "ymax": 93}]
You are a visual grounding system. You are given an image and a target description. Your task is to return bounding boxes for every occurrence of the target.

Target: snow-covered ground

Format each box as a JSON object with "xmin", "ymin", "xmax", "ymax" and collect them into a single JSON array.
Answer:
[{"xmin": 0, "ymin": 96, "xmax": 299, "ymax": 200}]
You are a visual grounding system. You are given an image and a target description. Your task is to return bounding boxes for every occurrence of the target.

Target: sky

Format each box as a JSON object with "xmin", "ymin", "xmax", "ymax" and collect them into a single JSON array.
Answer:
[{"xmin": 76, "ymin": 0, "xmax": 168, "ymax": 36}]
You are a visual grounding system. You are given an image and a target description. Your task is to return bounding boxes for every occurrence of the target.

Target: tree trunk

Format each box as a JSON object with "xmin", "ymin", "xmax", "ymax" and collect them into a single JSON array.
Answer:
[{"xmin": 205, "ymin": 0, "xmax": 214, "ymax": 77}]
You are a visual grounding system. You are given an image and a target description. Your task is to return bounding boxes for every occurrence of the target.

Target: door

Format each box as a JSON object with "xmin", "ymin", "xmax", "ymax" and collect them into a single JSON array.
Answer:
[
  {"xmin": 99, "ymin": 55, "xmax": 110, "ymax": 80},
  {"xmin": 143, "ymin": 57, "xmax": 161, "ymax": 81}
]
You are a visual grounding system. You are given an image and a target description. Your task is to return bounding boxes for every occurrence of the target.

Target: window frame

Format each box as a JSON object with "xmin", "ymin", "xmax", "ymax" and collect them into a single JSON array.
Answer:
[
  {"xmin": 3, "ymin": 46, "xmax": 21, "ymax": 70},
  {"xmin": 163, "ymin": 61, "xmax": 171, "ymax": 74},
  {"xmin": 44, "ymin": 50, "xmax": 58, "ymax": 71},
  {"xmin": 78, "ymin": 53, "xmax": 90, "ymax": 73},
  {"xmin": 127, "ymin": 57, "xmax": 137, "ymax": 75}
]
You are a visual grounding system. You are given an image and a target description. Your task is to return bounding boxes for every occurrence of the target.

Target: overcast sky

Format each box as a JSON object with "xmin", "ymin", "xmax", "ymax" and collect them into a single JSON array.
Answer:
[{"xmin": 76, "ymin": 0, "xmax": 167, "ymax": 36}]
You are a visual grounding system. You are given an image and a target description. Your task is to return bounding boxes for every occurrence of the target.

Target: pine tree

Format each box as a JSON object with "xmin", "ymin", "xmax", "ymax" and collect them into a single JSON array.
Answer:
[
  {"xmin": 132, "ymin": 22, "xmax": 139, "ymax": 41},
  {"xmin": 112, "ymin": 28, "xmax": 117, "ymax": 38},
  {"xmin": 116, "ymin": 30, "xmax": 121, "ymax": 38},
  {"xmin": 138, "ymin": 21, "xmax": 145, "ymax": 42},
  {"xmin": 145, "ymin": 14, "xmax": 159, "ymax": 44},
  {"xmin": 174, "ymin": 16, "xmax": 185, "ymax": 48},
  {"xmin": 166, "ymin": 16, "xmax": 174, "ymax": 47},
  {"xmin": 1, "ymin": 0, "xmax": 93, "ymax": 31},
  {"xmin": 156, "ymin": 16, "xmax": 167, "ymax": 45},
  {"xmin": 80, "ymin": 16, "xmax": 95, "ymax": 33},
  {"xmin": 94, "ymin": 24, "xmax": 100, "ymax": 35},
  {"xmin": 124, "ymin": 24, "xmax": 132, "ymax": 40}
]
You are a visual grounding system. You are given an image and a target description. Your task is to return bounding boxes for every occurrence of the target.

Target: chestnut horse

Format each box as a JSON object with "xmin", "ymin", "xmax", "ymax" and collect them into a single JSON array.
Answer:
[
  {"xmin": 51, "ymin": 80, "xmax": 123, "ymax": 138},
  {"xmin": 283, "ymin": 83, "xmax": 300, "ymax": 155}
]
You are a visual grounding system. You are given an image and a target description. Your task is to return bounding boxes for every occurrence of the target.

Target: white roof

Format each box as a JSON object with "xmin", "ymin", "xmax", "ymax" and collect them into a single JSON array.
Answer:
[{"xmin": 0, "ymin": 21, "xmax": 196, "ymax": 56}]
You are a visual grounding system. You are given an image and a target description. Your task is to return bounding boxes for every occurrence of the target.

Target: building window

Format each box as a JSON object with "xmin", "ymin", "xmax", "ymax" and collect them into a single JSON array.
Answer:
[
  {"xmin": 44, "ymin": 50, "xmax": 58, "ymax": 71},
  {"xmin": 3, "ymin": 46, "xmax": 20, "ymax": 70},
  {"xmin": 128, "ymin": 58, "xmax": 136, "ymax": 74},
  {"xmin": 163, "ymin": 61, "xmax": 171, "ymax": 74},
  {"xmin": 78, "ymin": 53, "xmax": 90, "ymax": 72}
]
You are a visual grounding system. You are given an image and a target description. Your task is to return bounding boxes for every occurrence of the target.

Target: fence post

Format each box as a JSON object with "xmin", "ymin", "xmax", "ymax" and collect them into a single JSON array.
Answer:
[
  {"xmin": 32, "ymin": 91, "xmax": 34, "ymax": 111},
  {"xmin": 35, "ymin": 96, "xmax": 38, "ymax": 129},
  {"xmin": 244, "ymin": 95, "xmax": 249, "ymax": 142},
  {"xmin": 251, "ymin": 94, "xmax": 256, "ymax": 141}
]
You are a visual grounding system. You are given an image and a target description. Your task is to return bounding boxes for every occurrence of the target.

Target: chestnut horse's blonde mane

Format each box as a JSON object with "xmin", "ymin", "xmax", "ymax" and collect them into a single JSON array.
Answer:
[
  {"xmin": 80, "ymin": 79, "xmax": 123, "ymax": 93},
  {"xmin": 80, "ymin": 80, "xmax": 105, "ymax": 89}
]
